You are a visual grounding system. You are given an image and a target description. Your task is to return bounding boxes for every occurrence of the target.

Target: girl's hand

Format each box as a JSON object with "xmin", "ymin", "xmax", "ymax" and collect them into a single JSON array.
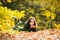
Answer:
[{"xmin": 30, "ymin": 25, "xmax": 36, "ymax": 28}]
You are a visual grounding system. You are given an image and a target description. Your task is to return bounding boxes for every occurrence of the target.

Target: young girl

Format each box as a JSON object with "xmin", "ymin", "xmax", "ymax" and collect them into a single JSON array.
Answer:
[{"xmin": 23, "ymin": 17, "xmax": 37, "ymax": 32}]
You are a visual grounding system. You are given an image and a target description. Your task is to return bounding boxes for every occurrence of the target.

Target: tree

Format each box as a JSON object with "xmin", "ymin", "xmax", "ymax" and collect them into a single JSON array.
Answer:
[{"xmin": 0, "ymin": 0, "xmax": 60, "ymax": 30}]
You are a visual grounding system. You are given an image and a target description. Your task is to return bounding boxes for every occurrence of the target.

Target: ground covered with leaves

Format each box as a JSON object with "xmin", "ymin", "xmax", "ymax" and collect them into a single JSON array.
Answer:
[{"xmin": 0, "ymin": 29, "xmax": 60, "ymax": 40}]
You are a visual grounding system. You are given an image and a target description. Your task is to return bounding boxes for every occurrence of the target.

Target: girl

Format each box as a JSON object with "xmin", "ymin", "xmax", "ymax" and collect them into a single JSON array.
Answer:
[{"xmin": 23, "ymin": 17, "xmax": 37, "ymax": 32}]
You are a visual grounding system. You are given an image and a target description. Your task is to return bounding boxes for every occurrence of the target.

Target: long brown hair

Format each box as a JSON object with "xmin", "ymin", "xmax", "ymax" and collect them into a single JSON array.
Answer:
[{"xmin": 25, "ymin": 17, "xmax": 37, "ymax": 28}]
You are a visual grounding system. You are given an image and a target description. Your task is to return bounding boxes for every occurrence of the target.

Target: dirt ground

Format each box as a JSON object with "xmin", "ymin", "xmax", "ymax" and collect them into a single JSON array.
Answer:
[{"xmin": 0, "ymin": 29, "xmax": 60, "ymax": 40}]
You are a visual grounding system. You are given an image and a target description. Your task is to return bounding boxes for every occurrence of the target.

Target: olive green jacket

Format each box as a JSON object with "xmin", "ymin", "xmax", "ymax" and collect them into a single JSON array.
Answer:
[{"xmin": 18, "ymin": 24, "xmax": 38, "ymax": 32}]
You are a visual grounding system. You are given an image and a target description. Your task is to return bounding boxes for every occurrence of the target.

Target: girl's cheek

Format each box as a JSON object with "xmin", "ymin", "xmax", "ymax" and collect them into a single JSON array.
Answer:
[
  {"xmin": 30, "ymin": 22, "xmax": 33, "ymax": 25},
  {"xmin": 30, "ymin": 22, "xmax": 32, "ymax": 25}
]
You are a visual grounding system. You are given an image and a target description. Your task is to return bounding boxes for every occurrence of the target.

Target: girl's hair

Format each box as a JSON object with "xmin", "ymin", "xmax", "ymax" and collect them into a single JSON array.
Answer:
[{"xmin": 25, "ymin": 17, "xmax": 37, "ymax": 27}]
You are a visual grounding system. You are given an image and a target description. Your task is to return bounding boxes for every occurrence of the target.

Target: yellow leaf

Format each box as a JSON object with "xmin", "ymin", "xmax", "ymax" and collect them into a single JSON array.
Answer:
[
  {"xmin": 51, "ymin": 13, "xmax": 56, "ymax": 20},
  {"xmin": 42, "ymin": 10, "xmax": 51, "ymax": 18},
  {"xmin": 7, "ymin": 0, "xmax": 12, "ymax": 3}
]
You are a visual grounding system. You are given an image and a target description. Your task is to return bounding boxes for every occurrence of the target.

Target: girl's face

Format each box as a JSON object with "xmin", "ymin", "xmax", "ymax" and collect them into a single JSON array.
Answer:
[{"xmin": 29, "ymin": 19, "xmax": 35, "ymax": 25}]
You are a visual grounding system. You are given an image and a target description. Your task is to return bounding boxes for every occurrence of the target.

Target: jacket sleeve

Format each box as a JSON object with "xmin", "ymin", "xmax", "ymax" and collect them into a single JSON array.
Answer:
[{"xmin": 23, "ymin": 24, "xmax": 29, "ymax": 31}]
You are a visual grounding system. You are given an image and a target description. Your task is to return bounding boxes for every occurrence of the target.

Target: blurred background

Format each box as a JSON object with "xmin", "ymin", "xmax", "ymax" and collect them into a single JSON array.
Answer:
[{"xmin": 0, "ymin": 0, "xmax": 60, "ymax": 32}]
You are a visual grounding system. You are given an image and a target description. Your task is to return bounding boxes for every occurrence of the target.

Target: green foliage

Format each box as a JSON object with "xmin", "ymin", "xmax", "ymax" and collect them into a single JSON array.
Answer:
[{"xmin": 0, "ymin": 0, "xmax": 60, "ymax": 30}]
